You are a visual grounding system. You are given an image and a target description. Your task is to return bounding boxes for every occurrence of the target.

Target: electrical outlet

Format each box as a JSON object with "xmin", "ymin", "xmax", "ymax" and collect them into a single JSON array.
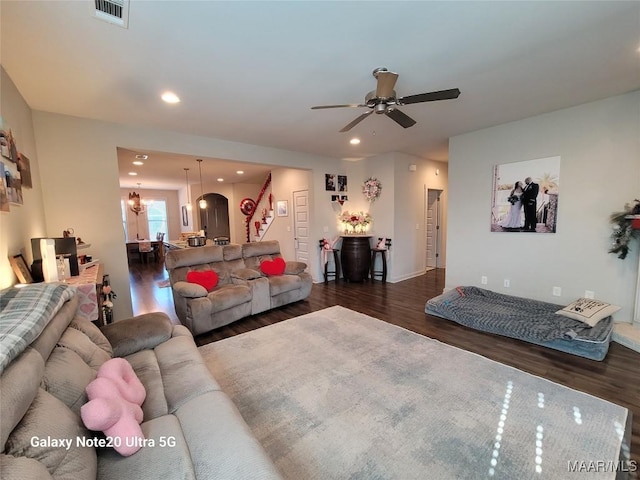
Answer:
[
  {"xmin": 553, "ymin": 286, "xmax": 562, "ymax": 297},
  {"xmin": 416, "ymin": 223, "xmax": 420, "ymax": 230},
  {"xmin": 585, "ymin": 290, "xmax": 595, "ymax": 299},
  {"xmin": 323, "ymin": 226, "xmax": 329, "ymax": 233},
  {"xmin": 481, "ymin": 276, "xmax": 488, "ymax": 285},
  {"xmin": 504, "ymin": 279, "xmax": 510, "ymax": 288}
]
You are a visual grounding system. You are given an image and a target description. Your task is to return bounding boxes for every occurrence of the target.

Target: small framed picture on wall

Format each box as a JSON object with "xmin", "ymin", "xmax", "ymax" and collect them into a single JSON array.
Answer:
[
  {"xmin": 325, "ymin": 174, "xmax": 336, "ymax": 191},
  {"xmin": 338, "ymin": 175, "xmax": 347, "ymax": 192},
  {"xmin": 277, "ymin": 200, "xmax": 288, "ymax": 217}
]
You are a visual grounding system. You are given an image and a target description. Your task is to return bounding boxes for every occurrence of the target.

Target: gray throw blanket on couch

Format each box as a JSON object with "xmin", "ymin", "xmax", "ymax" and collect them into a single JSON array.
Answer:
[{"xmin": 0, "ymin": 283, "xmax": 74, "ymax": 373}]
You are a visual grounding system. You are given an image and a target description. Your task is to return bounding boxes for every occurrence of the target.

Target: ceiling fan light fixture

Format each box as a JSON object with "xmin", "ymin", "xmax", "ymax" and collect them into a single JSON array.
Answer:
[
  {"xmin": 350, "ymin": 138, "xmax": 361, "ymax": 145},
  {"xmin": 161, "ymin": 91, "xmax": 181, "ymax": 104},
  {"xmin": 375, "ymin": 103, "xmax": 387, "ymax": 114}
]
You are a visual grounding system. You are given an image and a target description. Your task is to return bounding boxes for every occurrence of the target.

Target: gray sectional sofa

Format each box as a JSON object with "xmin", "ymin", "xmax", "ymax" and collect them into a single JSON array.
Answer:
[
  {"xmin": 0, "ymin": 284, "xmax": 282, "ymax": 480},
  {"xmin": 165, "ymin": 240, "xmax": 312, "ymax": 336}
]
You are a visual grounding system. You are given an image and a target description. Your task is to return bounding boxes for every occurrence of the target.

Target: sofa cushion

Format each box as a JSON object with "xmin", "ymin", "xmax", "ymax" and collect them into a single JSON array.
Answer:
[
  {"xmin": 207, "ymin": 284, "xmax": 252, "ymax": 314},
  {"xmin": 175, "ymin": 391, "xmax": 282, "ymax": 479},
  {"xmin": 269, "ymin": 274, "xmax": 302, "ymax": 296},
  {"xmin": 172, "ymin": 281, "xmax": 208, "ymax": 298},
  {"xmin": 285, "ymin": 261, "xmax": 307, "ymax": 275},
  {"xmin": 101, "ymin": 313, "xmax": 173, "ymax": 358},
  {"xmin": 231, "ymin": 268, "xmax": 263, "ymax": 281},
  {"xmin": 42, "ymin": 347, "xmax": 97, "ymax": 414},
  {"xmin": 5, "ymin": 389, "xmax": 97, "ymax": 480},
  {"xmin": 97, "ymin": 415, "xmax": 197, "ymax": 480},
  {"xmin": 186, "ymin": 270, "xmax": 219, "ymax": 292},
  {"xmin": 0, "ymin": 454, "xmax": 54, "ymax": 479}
]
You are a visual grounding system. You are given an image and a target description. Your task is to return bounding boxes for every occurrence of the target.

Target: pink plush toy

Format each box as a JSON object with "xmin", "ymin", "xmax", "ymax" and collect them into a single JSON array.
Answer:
[{"xmin": 80, "ymin": 358, "xmax": 146, "ymax": 456}]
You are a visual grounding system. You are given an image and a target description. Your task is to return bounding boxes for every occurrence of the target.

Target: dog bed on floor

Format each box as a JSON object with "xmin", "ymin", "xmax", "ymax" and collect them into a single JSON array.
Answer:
[{"xmin": 425, "ymin": 286, "xmax": 614, "ymax": 361}]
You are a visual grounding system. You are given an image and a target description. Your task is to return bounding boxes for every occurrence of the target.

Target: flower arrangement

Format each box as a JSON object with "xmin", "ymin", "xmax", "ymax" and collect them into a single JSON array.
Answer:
[
  {"xmin": 609, "ymin": 199, "xmax": 640, "ymax": 259},
  {"xmin": 362, "ymin": 177, "xmax": 382, "ymax": 202},
  {"xmin": 339, "ymin": 211, "xmax": 372, "ymax": 234}
]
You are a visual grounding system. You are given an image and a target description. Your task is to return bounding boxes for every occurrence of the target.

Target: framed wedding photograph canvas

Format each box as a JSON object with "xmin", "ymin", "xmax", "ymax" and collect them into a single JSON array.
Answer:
[{"xmin": 491, "ymin": 156, "xmax": 560, "ymax": 234}]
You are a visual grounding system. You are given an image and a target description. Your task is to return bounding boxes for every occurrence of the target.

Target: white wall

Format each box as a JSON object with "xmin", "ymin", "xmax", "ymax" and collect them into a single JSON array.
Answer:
[
  {"xmin": 393, "ymin": 153, "xmax": 448, "ymax": 281},
  {"xmin": 447, "ymin": 91, "xmax": 640, "ymax": 323},
  {"xmin": 0, "ymin": 67, "xmax": 48, "ymax": 288},
  {"xmin": 31, "ymin": 111, "xmax": 342, "ymax": 319}
]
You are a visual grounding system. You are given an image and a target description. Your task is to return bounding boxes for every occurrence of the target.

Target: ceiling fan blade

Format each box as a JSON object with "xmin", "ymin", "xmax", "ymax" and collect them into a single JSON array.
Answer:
[
  {"xmin": 339, "ymin": 110, "xmax": 373, "ymax": 132},
  {"xmin": 385, "ymin": 108, "xmax": 416, "ymax": 129},
  {"xmin": 399, "ymin": 88, "xmax": 461, "ymax": 105},
  {"xmin": 311, "ymin": 104, "xmax": 366, "ymax": 110},
  {"xmin": 375, "ymin": 71, "xmax": 399, "ymax": 98}
]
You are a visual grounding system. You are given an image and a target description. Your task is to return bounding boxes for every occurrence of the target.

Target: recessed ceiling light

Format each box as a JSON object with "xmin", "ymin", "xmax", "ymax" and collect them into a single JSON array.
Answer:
[
  {"xmin": 161, "ymin": 91, "xmax": 180, "ymax": 104},
  {"xmin": 350, "ymin": 138, "xmax": 361, "ymax": 145},
  {"xmin": 217, "ymin": 178, "xmax": 224, "ymax": 182},
  {"xmin": 132, "ymin": 160, "xmax": 144, "ymax": 166},
  {"xmin": 236, "ymin": 170, "xmax": 244, "ymax": 175},
  {"xmin": 128, "ymin": 172, "xmax": 138, "ymax": 176},
  {"xmin": 135, "ymin": 154, "xmax": 148, "ymax": 160}
]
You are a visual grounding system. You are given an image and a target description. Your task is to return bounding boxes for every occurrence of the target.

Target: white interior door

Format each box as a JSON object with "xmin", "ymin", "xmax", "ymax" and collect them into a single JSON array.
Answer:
[
  {"xmin": 293, "ymin": 190, "xmax": 309, "ymax": 265},
  {"xmin": 426, "ymin": 189, "xmax": 442, "ymax": 269}
]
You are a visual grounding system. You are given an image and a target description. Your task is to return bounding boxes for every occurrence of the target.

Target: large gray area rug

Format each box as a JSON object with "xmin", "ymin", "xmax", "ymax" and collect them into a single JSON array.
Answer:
[{"xmin": 199, "ymin": 306, "xmax": 628, "ymax": 479}]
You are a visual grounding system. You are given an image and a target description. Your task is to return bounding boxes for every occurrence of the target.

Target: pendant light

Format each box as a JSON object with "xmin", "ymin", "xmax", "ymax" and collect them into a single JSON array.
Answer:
[
  {"xmin": 183, "ymin": 168, "xmax": 192, "ymax": 211},
  {"xmin": 197, "ymin": 159, "xmax": 207, "ymax": 209}
]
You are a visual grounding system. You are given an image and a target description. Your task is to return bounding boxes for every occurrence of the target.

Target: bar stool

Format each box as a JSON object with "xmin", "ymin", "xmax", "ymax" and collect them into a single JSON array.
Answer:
[
  {"xmin": 370, "ymin": 238, "xmax": 392, "ymax": 283},
  {"xmin": 319, "ymin": 239, "xmax": 341, "ymax": 284}
]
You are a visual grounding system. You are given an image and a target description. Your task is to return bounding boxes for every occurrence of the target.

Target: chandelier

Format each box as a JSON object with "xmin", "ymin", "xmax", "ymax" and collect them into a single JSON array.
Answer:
[{"xmin": 128, "ymin": 183, "xmax": 151, "ymax": 215}]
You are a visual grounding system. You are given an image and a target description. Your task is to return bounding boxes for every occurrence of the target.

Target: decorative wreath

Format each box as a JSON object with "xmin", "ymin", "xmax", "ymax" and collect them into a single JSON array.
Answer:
[{"xmin": 362, "ymin": 177, "xmax": 382, "ymax": 202}]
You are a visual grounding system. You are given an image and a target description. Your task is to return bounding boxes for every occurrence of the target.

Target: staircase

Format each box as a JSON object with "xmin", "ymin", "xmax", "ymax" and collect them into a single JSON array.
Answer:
[{"xmin": 245, "ymin": 173, "xmax": 274, "ymax": 242}]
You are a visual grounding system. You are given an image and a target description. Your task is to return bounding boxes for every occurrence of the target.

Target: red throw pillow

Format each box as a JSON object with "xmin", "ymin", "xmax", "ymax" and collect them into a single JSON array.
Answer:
[
  {"xmin": 260, "ymin": 257, "xmax": 286, "ymax": 276},
  {"xmin": 186, "ymin": 270, "xmax": 219, "ymax": 292}
]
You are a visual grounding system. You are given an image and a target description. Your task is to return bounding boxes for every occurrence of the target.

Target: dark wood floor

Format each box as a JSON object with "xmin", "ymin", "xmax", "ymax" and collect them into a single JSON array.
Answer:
[{"xmin": 129, "ymin": 261, "xmax": 640, "ymax": 469}]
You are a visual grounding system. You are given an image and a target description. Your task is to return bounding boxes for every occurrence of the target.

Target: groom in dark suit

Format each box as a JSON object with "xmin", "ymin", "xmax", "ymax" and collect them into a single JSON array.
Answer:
[{"xmin": 521, "ymin": 177, "xmax": 539, "ymax": 232}]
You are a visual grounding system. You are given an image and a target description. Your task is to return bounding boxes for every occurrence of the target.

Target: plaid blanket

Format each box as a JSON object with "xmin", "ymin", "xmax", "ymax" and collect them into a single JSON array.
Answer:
[{"xmin": 0, "ymin": 283, "xmax": 75, "ymax": 373}]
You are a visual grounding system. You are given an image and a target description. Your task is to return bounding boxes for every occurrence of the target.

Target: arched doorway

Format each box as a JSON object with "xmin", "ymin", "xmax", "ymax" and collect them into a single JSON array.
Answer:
[{"xmin": 197, "ymin": 193, "xmax": 230, "ymax": 241}]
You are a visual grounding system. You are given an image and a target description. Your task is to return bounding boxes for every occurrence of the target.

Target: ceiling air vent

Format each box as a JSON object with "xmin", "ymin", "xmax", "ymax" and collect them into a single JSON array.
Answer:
[{"xmin": 92, "ymin": 0, "xmax": 129, "ymax": 28}]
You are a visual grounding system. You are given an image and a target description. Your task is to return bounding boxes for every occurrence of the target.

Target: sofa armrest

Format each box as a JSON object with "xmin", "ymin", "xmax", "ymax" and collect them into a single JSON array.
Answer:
[
  {"xmin": 231, "ymin": 268, "xmax": 263, "ymax": 281},
  {"xmin": 100, "ymin": 312, "xmax": 174, "ymax": 357},
  {"xmin": 172, "ymin": 280, "xmax": 208, "ymax": 298},
  {"xmin": 285, "ymin": 261, "xmax": 307, "ymax": 275}
]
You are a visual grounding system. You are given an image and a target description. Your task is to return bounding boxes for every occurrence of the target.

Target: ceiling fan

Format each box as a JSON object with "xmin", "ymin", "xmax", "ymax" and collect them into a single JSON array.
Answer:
[{"xmin": 311, "ymin": 67, "xmax": 460, "ymax": 132}]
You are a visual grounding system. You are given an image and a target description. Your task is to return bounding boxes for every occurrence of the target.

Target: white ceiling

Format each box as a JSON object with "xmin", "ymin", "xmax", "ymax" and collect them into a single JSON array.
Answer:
[{"xmin": 2, "ymin": 1, "xmax": 639, "ymax": 190}]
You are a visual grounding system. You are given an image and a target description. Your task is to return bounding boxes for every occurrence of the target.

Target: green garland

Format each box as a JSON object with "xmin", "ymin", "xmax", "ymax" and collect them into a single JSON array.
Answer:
[{"xmin": 609, "ymin": 199, "xmax": 640, "ymax": 259}]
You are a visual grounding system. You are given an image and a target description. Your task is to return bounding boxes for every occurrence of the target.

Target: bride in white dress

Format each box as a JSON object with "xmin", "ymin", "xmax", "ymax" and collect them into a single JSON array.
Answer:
[{"xmin": 500, "ymin": 181, "xmax": 524, "ymax": 229}]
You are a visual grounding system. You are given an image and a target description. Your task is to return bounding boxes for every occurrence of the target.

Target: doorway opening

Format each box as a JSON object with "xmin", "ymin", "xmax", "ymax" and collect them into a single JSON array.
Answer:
[
  {"xmin": 197, "ymin": 193, "xmax": 230, "ymax": 242},
  {"xmin": 425, "ymin": 188, "xmax": 443, "ymax": 271}
]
